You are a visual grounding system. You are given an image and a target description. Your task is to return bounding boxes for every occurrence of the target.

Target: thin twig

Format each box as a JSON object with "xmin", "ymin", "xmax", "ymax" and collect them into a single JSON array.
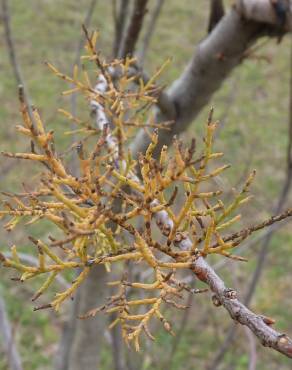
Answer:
[
  {"xmin": 3, "ymin": 252, "xmax": 69, "ymax": 289},
  {"xmin": 212, "ymin": 218, "xmax": 290, "ymax": 271},
  {"xmin": 69, "ymin": 0, "xmax": 98, "ymax": 176},
  {"xmin": 118, "ymin": 0, "xmax": 149, "ymax": 58},
  {"xmin": 1, "ymin": 0, "xmax": 32, "ymax": 110},
  {"xmin": 137, "ymin": 0, "xmax": 165, "ymax": 65},
  {"xmin": 113, "ymin": 0, "xmax": 130, "ymax": 58}
]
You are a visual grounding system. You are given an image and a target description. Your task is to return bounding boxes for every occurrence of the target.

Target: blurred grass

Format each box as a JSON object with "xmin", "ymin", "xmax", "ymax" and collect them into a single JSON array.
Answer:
[{"xmin": 0, "ymin": 1, "xmax": 292, "ymax": 369}]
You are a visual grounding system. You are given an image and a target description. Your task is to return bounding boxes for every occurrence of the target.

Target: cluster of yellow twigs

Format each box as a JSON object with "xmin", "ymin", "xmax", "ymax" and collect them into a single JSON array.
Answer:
[{"xmin": 1, "ymin": 30, "xmax": 291, "ymax": 350}]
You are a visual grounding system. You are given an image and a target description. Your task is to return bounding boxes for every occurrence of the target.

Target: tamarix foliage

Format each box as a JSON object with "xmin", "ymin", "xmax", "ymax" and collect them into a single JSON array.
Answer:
[{"xmin": 0, "ymin": 30, "xmax": 292, "ymax": 351}]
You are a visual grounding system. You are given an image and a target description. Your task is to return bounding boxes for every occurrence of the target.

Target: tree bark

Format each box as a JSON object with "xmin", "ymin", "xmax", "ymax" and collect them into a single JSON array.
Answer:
[{"xmin": 130, "ymin": 3, "xmax": 291, "ymax": 157}]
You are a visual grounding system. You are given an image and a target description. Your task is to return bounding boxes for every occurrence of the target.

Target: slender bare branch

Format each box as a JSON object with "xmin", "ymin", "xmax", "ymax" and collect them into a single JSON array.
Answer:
[
  {"xmin": 113, "ymin": 0, "xmax": 130, "ymax": 58},
  {"xmin": 191, "ymin": 257, "xmax": 292, "ymax": 358},
  {"xmin": 137, "ymin": 0, "xmax": 165, "ymax": 65},
  {"xmin": 212, "ymin": 218, "xmax": 290, "ymax": 271},
  {"xmin": 1, "ymin": 0, "xmax": 31, "ymax": 108},
  {"xmin": 118, "ymin": 0, "xmax": 149, "ymax": 58}
]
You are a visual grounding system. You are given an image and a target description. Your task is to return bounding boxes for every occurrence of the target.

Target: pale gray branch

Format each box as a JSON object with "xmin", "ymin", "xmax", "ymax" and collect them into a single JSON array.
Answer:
[
  {"xmin": 113, "ymin": 0, "xmax": 130, "ymax": 58},
  {"xmin": 237, "ymin": 0, "xmax": 292, "ymax": 29},
  {"xmin": 137, "ymin": 0, "xmax": 165, "ymax": 65},
  {"xmin": 0, "ymin": 295, "xmax": 23, "ymax": 370},
  {"xmin": 1, "ymin": 0, "xmax": 31, "ymax": 108},
  {"xmin": 191, "ymin": 257, "xmax": 292, "ymax": 358},
  {"xmin": 130, "ymin": 3, "xmax": 291, "ymax": 158},
  {"xmin": 207, "ymin": 39, "xmax": 292, "ymax": 369}
]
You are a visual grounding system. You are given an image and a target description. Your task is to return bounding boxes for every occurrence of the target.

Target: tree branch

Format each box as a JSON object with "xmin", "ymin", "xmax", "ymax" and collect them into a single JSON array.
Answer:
[
  {"xmin": 191, "ymin": 257, "xmax": 292, "ymax": 358},
  {"xmin": 1, "ymin": 0, "xmax": 31, "ymax": 108},
  {"xmin": 83, "ymin": 28, "xmax": 292, "ymax": 360},
  {"xmin": 208, "ymin": 36, "xmax": 292, "ymax": 369},
  {"xmin": 3, "ymin": 252, "xmax": 69, "ymax": 290},
  {"xmin": 137, "ymin": 0, "xmax": 165, "ymax": 65},
  {"xmin": 237, "ymin": 0, "xmax": 292, "ymax": 29},
  {"xmin": 118, "ymin": 0, "xmax": 149, "ymax": 58},
  {"xmin": 130, "ymin": 2, "xmax": 291, "ymax": 157},
  {"xmin": 113, "ymin": 0, "xmax": 130, "ymax": 58}
]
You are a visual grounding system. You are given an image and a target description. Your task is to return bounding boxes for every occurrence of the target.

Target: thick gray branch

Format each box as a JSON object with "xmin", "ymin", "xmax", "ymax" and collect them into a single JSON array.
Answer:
[{"xmin": 130, "ymin": 3, "xmax": 291, "ymax": 157}]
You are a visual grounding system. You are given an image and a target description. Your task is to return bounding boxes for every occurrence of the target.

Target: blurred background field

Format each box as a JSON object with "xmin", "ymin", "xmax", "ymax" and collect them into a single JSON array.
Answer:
[{"xmin": 0, "ymin": 1, "xmax": 291, "ymax": 369}]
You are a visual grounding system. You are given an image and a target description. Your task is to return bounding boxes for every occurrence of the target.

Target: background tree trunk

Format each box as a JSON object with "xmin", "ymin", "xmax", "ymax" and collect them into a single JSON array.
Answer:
[{"xmin": 55, "ymin": 266, "xmax": 108, "ymax": 370}]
